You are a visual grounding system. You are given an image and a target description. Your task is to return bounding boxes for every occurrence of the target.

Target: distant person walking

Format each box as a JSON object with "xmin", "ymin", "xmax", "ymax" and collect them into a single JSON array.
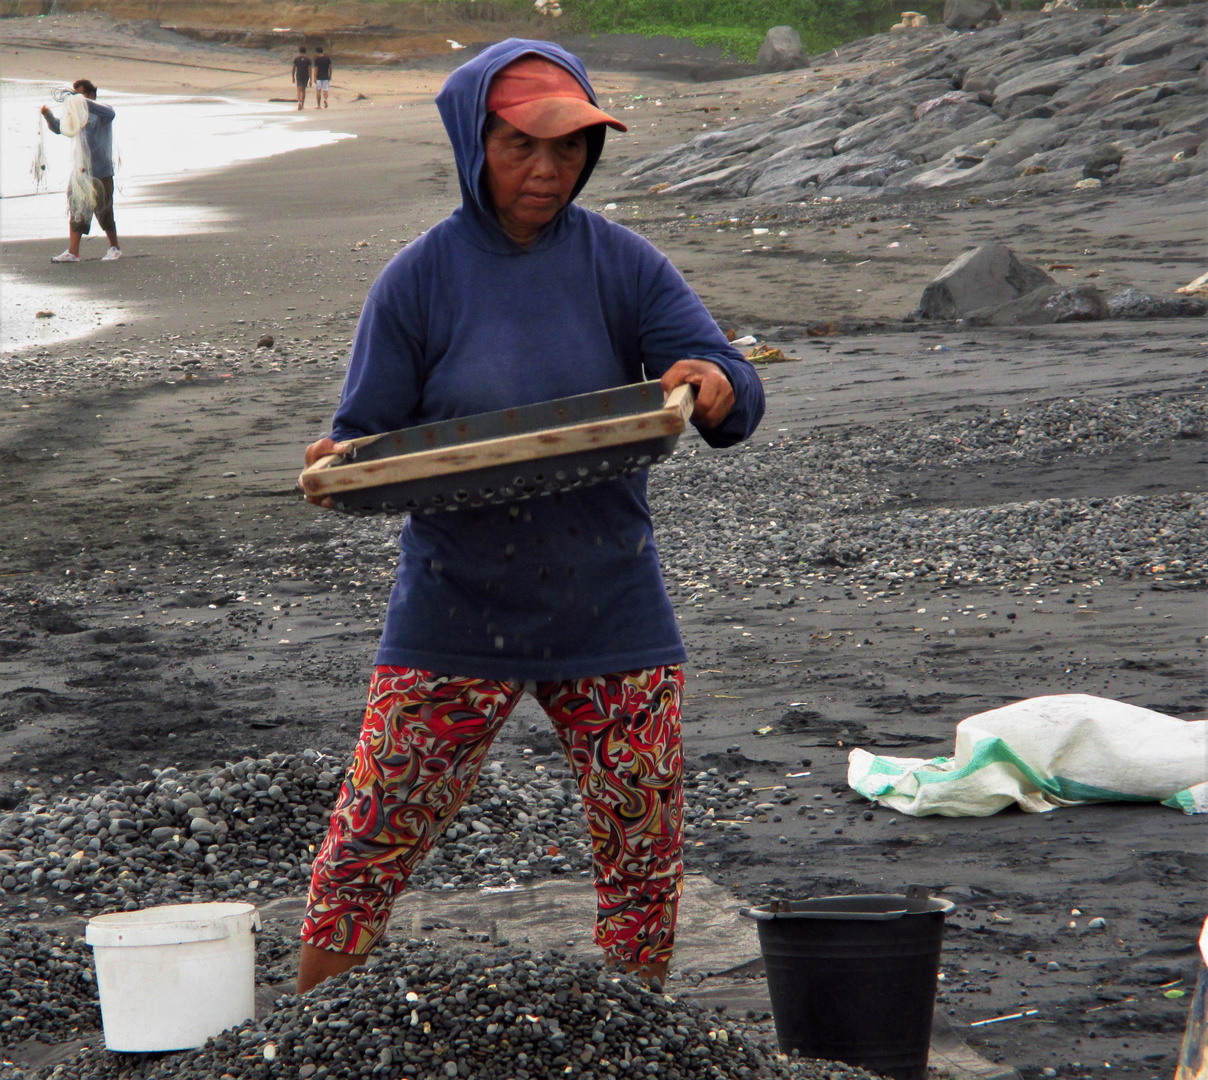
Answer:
[
  {"xmin": 313, "ymin": 47, "xmax": 332, "ymax": 108},
  {"xmin": 40, "ymin": 79, "xmax": 121, "ymax": 263},
  {"xmin": 292, "ymin": 46, "xmax": 312, "ymax": 110}
]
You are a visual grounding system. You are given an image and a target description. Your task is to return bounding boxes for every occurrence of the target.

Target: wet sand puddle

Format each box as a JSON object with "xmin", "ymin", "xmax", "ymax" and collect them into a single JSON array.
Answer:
[
  {"xmin": 2, "ymin": 79, "xmax": 355, "ymax": 241},
  {"xmin": 0, "ymin": 272, "xmax": 132, "ymax": 352}
]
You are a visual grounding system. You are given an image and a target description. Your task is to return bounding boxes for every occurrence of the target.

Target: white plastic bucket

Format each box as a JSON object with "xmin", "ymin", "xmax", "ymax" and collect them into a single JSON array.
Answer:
[{"xmin": 85, "ymin": 901, "xmax": 260, "ymax": 1051}]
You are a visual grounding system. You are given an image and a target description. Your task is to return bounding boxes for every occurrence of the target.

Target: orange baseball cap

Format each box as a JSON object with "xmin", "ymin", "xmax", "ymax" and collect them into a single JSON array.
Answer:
[{"xmin": 486, "ymin": 55, "xmax": 627, "ymax": 138}]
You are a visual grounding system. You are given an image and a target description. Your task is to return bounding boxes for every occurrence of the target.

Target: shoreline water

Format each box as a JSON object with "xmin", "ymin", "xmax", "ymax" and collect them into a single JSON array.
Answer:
[
  {"xmin": 0, "ymin": 16, "xmax": 451, "ymax": 355},
  {"xmin": 2, "ymin": 76, "xmax": 357, "ymax": 350}
]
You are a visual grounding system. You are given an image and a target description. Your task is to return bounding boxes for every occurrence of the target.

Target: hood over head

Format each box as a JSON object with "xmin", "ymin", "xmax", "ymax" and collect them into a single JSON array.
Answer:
[{"xmin": 435, "ymin": 39, "xmax": 611, "ymax": 233}]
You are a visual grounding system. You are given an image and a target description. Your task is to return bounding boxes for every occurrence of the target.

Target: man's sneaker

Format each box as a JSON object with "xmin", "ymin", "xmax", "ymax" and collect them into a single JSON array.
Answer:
[
  {"xmin": 101, "ymin": 247, "xmax": 123, "ymax": 262},
  {"xmin": 50, "ymin": 250, "xmax": 79, "ymax": 263}
]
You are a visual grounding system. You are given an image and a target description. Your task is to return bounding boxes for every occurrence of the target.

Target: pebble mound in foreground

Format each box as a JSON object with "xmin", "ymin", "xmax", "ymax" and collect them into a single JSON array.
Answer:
[{"xmin": 28, "ymin": 943, "xmax": 886, "ymax": 1080}]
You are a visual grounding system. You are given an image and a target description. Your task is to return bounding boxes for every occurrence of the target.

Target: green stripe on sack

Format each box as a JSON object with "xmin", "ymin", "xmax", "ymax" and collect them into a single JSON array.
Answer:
[
  {"xmin": 1161, "ymin": 787, "xmax": 1208, "ymax": 814},
  {"xmin": 1162, "ymin": 790, "xmax": 1194, "ymax": 813},
  {"xmin": 856, "ymin": 737, "xmax": 1139, "ymax": 805},
  {"xmin": 854, "ymin": 755, "xmax": 950, "ymax": 798}
]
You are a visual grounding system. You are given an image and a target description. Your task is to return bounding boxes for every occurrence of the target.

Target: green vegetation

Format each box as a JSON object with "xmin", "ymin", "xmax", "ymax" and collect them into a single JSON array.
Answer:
[
  {"xmin": 394, "ymin": 0, "xmax": 1187, "ymax": 63},
  {"xmin": 561, "ymin": 0, "xmax": 909, "ymax": 59},
  {"xmin": 594, "ymin": 22, "xmax": 770, "ymax": 59},
  {"xmin": 555, "ymin": 0, "xmax": 1186, "ymax": 61}
]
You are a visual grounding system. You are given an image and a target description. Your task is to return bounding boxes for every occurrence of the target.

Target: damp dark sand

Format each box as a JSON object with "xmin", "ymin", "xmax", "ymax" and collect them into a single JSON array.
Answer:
[{"xmin": 0, "ymin": 13, "xmax": 1204, "ymax": 1080}]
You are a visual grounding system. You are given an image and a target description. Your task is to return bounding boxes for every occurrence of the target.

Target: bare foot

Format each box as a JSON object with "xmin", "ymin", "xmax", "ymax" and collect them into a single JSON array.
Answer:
[
  {"xmin": 604, "ymin": 957, "xmax": 670, "ymax": 988},
  {"xmin": 624, "ymin": 960, "xmax": 670, "ymax": 986},
  {"xmin": 296, "ymin": 942, "xmax": 370, "ymax": 993}
]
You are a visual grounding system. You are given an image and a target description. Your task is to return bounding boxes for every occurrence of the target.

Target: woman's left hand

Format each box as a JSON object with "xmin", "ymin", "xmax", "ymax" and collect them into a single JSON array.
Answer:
[{"xmin": 660, "ymin": 359, "xmax": 735, "ymax": 429}]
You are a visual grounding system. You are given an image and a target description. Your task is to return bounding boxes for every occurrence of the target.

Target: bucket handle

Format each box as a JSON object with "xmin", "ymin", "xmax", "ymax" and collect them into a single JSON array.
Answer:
[
  {"xmin": 86, "ymin": 920, "xmax": 232, "ymax": 948},
  {"xmin": 740, "ymin": 906, "xmax": 910, "ymax": 922}
]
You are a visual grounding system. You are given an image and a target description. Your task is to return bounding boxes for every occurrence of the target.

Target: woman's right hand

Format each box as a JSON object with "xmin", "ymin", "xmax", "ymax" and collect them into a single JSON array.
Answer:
[{"xmin": 300, "ymin": 437, "xmax": 349, "ymax": 507}]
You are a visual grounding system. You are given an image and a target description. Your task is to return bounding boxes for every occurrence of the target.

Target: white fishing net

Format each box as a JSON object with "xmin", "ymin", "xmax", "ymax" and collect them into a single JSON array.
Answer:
[
  {"xmin": 59, "ymin": 93, "xmax": 97, "ymax": 222},
  {"xmin": 31, "ymin": 116, "xmax": 48, "ymax": 192}
]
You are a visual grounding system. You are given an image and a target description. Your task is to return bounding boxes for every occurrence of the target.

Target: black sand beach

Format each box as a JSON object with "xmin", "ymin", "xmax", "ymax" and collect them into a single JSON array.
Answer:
[{"xmin": 0, "ymin": 11, "xmax": 1204, "ymax": 1079}]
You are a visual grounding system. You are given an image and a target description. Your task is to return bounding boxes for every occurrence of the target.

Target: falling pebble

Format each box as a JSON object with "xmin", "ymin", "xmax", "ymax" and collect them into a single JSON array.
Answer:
[
  {"xmin": 1070, "ymin": 908, "xmax": 1081, "ymax": 916},
  {"xmin": 257, "ymin": 335, "xmax": 274, "ymax": 349},
  {"xmin": 1088, "ymin": 917, "xmax": 1107, "ymax": 929},
  {"xmin": 35, "ymin": 310, "xmax": 55, "ymax": 319},
  {"xmin": 1164, "ymin": 988, "xmax": 1186, "ymax": 999}
]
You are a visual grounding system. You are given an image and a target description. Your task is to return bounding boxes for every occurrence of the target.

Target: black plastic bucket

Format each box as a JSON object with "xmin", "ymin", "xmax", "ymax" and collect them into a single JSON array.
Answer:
[{"xmin": 741, "ymin": 889, "xmax": 954, "ymax": 1080}]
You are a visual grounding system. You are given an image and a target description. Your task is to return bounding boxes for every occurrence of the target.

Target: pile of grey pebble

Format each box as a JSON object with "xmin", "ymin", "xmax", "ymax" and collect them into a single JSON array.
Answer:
[
  {"xmin": 0, "ymin": 923, "xmax": 99, "ymax": 1045},
  {"xmin": 627, "ymin": 7, "xmax": 1206, "ymax": 200},
  {"xmin": 0, "ymin": 921, "xmax": 295, "ymax": 1064},
  {"xmin": 20, "ymin": 941, "xmax": 883, "ymax": 1080},
  {"xmin": 0, "ymin": 761, "xmax": 818, "ymax": 1078},
  {"xmin": 652, "ymin": 391, "xmax": 1207, "ymax": 589},
  {"xmin": 0, "ymin": 315, "xmax": 355, "ymax": 399},
  {"xmin": 212, "ymin": 388, "xmax": 1207, "ymax": 603},
  {"xmin": 6, "ymin": 389, "xmax": 1199, "ymax": 619},
  {"xmin": 0, "ymin": 753, "xmax": 780, "ymax": 913}
]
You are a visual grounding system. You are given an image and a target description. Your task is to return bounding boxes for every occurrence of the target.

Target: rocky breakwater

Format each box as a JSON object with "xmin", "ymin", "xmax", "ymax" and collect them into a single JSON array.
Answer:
[{"xmin": 626, "ymin": 7, "xmax": 1207, "ymax": 200}]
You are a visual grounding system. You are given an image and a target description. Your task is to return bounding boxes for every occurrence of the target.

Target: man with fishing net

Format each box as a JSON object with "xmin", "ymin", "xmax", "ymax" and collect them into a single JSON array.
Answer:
[{"xmin": 39, "ymin": 79, "xmax": 122, "ymax": 263}]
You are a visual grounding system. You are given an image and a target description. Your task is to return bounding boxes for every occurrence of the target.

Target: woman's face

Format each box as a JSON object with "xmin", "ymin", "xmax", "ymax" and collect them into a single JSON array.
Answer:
[{"xmin": 484, "ymin": 118, "xmax": 588, "ymax": 246}]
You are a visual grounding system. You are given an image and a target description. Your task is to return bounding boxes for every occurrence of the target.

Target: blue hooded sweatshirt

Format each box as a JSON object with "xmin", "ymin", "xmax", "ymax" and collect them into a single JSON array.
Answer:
[{"xmin": 330, "ymin": 38, "xmax": 765, "ymax": 681}]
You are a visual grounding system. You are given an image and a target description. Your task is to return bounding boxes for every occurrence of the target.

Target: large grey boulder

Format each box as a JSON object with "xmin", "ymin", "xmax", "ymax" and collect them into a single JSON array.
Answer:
[
  {"xmin": 993, "ymin": 55, "xmax": 1086, "ymax": 107},
  {"xmin": 913, "ymin": 244, "xmax": 1054, "ymax": 319},
  {"xmin": 1082, "ymin": 144, "xmax": 1124, "ymax": 179},
  {"xmin": 966, "ymin": 284, "xmax": 1108, "ymax": 326},
  {"xmin": 757, "ymin": 26, "xmax": 809, "ymax": 73},
  {"xmin": 943, "ymin": 0, "xmax": 1003, "ymax": 29}
]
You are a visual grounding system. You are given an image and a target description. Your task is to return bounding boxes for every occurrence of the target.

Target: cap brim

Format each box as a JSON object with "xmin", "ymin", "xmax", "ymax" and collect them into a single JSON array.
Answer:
[{"xmin": 498, "ymin": 97, "xmax": 627, "ymax": 138}]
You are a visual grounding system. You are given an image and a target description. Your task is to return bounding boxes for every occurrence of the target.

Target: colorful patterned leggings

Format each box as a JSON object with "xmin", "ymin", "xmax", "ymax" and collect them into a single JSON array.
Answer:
[{"xmin": 302, "ymin": 664, "xmax": 684, "ymax": 964}]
